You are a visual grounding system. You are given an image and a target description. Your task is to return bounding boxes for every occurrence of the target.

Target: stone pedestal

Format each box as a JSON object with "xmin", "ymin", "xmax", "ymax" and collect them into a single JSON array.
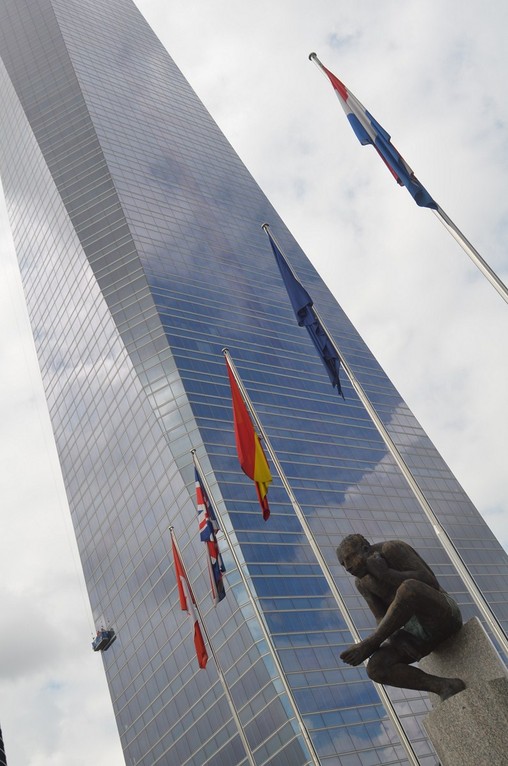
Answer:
[{"xmin": 420, "ymin": 617, "xmax": 508, "ymax": 766}]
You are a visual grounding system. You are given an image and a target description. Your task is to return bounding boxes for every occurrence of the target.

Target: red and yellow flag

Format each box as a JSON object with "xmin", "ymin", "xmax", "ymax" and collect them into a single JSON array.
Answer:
[{"xmin": 226, "ymin": 356, "xmax": 272, "ymax": 520}]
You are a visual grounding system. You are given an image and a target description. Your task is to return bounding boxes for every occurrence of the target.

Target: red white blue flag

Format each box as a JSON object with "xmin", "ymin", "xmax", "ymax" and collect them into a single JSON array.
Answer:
[
  {"xmin": 310, "ymin": 54, "xmax": 437, "ymax": 209},
  {"xmin": 195, "ymin": 467, "xmax": 226, "ymax": 605}
]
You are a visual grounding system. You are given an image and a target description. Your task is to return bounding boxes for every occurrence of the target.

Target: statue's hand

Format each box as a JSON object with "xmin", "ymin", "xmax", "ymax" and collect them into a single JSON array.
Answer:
[
  {"xmin": 356, "ymin": 573, "xmax": 377, "ymax": 594},
  {"xmin": 366, "ymin": 552, "xmax": 388, "ymax": 578}
]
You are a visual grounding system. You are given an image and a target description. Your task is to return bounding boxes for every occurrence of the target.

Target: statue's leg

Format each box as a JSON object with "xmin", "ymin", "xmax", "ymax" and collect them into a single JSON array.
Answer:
[
  {"xmin": 368, "ymin": 579, "xmax": 431, "ymax": 646},
  {"xmin": 372, "ymin": 580, "xmax": 461, "ymax": 648},
  {"xmin": 366, "ymin": 645, "xmax": 465, "ymax": 701},
  {"xmin": 340, "ymin": 580, "xmax": 460, "ymax": 666}
]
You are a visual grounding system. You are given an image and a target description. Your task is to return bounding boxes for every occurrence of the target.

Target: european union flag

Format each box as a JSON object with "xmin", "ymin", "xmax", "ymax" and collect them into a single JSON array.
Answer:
[{"xmin": 264, "ymin": 226, "xmax": 344, "ymax": 398}]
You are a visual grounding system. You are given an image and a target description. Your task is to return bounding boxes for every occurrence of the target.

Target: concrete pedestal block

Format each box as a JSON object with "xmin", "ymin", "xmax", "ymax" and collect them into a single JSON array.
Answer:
[
  {"xmin": 423, "ymin": 677, "xmax": 508, "ymax": 766},
  {"xmin": 420, "ymin": 617, "xmax": 508, "ymax": 765},
  {"xmin": 419, "ymin": 617, "xmax": 507, "ymax": 707}
]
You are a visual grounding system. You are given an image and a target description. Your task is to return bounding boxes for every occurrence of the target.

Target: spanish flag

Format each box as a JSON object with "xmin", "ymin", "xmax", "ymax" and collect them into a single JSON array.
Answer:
[{"xmin": 225, "ymin": 356, "xmax": 272, "ymax": 520}]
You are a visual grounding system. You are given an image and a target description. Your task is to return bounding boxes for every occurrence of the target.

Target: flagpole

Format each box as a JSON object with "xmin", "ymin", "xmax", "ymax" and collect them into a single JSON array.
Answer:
[
  {"xmin": 308, "ymin": 51, "xmax": 329, "ymax": 79},
  {"xmin": 191, "ymin": 450, "xmax": 322, "ymax": 766},
  {"xmin": 169, "ymin": 525, "xmax": 258, "ymax": 766},
  {"xmin": 433, "ymin": 205, "xmax": 508, "ymax": 304},
  {"xmin": 222, "ymin": 349, "xmax": 422, "ymax": 766},
  {"xmin": 312, "ymin": 307, "xmax": 508, "ymax": 655},
  {"xmin": 310, "ymin": 53, "xmax": 508, "ymax": 305},
  {"xmin": 260, "ymin": 226, "xmax": 508, "ymax": 657}
]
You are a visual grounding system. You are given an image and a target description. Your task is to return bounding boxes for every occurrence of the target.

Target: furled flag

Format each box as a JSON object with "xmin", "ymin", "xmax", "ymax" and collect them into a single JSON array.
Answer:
[
  {"xmin": 264, "ymin": 226, "xmax": 344, "ymax": 398},
  {"xmin": 309, "ymin": 53, "xmax": 437, "ymax": 210},
  {"xmin": 195, "ymin": 466, "xmax": 226, "ymax": 605},
  {"xmin": 171, "ymin": 531, "xmax": 208, "ymax": 669},
  {"xmin": 225, "ymin": 356, "xmax": 272, "ymax": 520}
]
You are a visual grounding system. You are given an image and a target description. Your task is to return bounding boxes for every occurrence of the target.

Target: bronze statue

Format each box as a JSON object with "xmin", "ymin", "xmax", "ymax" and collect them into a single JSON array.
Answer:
[{"xmin": 337, "ymin": 534, "xmax": 466, "ymax": 701}]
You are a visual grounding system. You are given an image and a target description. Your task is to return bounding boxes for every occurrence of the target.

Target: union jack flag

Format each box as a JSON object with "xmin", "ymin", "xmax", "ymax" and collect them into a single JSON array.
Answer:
[{"xmin": 195, "ymin": 467, "xmax": 226, "ymax": 604}]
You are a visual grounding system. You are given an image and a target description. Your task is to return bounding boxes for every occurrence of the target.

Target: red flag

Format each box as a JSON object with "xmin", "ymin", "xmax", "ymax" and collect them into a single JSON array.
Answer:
[
  {"xmin": 225, "ymin": 356, "xmax": 272, "ymax": 520},
  {"xmin": 171, "ymin": 533, "xmax": 208, "ymax": 669}
]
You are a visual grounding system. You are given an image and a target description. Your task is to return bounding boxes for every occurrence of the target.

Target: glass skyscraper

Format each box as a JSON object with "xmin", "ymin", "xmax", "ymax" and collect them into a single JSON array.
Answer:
[
  {"xmin": 0, "ymin": 725, "xmax": 6, "ymax": 766},
  {"xmin": 0, "ymin": 1, "xmax": 507, "ymax": 765}
]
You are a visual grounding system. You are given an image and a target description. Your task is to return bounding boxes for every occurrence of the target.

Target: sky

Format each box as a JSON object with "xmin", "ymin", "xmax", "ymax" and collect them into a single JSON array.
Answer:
[{"xmin": 0, "ymin": 1, "xmax": 507, "ymax": 763}]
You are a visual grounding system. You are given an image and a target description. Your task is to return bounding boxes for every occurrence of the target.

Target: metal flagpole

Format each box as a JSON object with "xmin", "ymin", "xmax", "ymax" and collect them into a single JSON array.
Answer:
[
  {"xmin": 311, "ymin": 306, "xmax": 508, "ymax": 656},
  {"xmin": 169, "ymin": 525, "xmax": 258, "ymax": 766},
  {"xmin": 260, "ymin": 226, "xmax": 508, "ymax": 657},
  {"xmin": 433, "ymin": 205, "xmax": 508, "ymax": 304},
  {"xmin": 191, "ymin": 450, "xmax": 322, "ymax": 766},
  {"xmin": 222, "ymin": 349, "xmax": 422, "ymax": 766},
  {"xmin": 309, "ymin": 52, "xmax": 508, "ymax": 305}
]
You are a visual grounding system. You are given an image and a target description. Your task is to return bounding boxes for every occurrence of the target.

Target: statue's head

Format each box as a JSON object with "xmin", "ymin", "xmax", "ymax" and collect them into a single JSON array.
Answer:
[{"xmin": 336, "ymin": 534, "xmax": 371, "ymax": 577}]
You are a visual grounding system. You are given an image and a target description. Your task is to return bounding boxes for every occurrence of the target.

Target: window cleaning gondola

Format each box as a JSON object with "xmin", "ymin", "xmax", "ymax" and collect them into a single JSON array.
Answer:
[{"xmin": 92, "ymin": 627, "xmax": 116, "ymax": 652}]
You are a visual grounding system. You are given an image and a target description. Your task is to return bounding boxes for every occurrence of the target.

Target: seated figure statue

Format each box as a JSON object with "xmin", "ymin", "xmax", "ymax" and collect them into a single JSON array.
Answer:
[{"xmin": 337, "ymin": 534, "xmax": 466, "ymax": 701}]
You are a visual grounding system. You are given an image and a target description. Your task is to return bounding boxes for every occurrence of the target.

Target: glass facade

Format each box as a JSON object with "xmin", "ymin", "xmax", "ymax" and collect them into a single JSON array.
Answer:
[
  {"xmin": 0, "ymin": 1, "xmax": 507, "ymax": 765},
  {"xmin": 0, "ymin": 725, "xmax": 6, "ymax": 766}
]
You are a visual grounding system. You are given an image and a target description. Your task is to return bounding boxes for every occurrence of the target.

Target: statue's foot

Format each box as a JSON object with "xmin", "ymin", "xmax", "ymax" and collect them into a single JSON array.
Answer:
[
  {"xmin": 438, "ymin": 677, "xmax": 466, "ymax": 702},
  {"xmin": 340, "ymin": 637, "xmax": 379, "ymax": 666}
]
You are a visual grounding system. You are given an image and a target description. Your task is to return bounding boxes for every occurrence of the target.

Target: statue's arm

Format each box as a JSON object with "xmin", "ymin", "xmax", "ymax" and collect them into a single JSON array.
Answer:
[
  {"xmin": 368, "ymin": 541, "xmax": 440, "ymax": 590},
  {"xmin": 356, "ymin": 577, "xmax": 387, "ymax": 623}
]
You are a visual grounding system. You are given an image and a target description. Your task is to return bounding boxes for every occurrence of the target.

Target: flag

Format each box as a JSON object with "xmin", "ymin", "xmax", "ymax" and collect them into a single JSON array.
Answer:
[
  {"xmin": 265, "ymin": 227, "xmax": 344, "ymax": 398},
  {"xmin": 311, "ymin": 54, "xmax": 437, "ymax": 209},
  {"xmin": 195, "ymin": 466, "xmax": 226, "ymax": 605},
  {"xmin": 225, "ymin": 356, "xmax": 272, "ymax": 520},
  {"xmin": 171, "ymin": 532, "xmax": 208, "ymax": 669}
]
